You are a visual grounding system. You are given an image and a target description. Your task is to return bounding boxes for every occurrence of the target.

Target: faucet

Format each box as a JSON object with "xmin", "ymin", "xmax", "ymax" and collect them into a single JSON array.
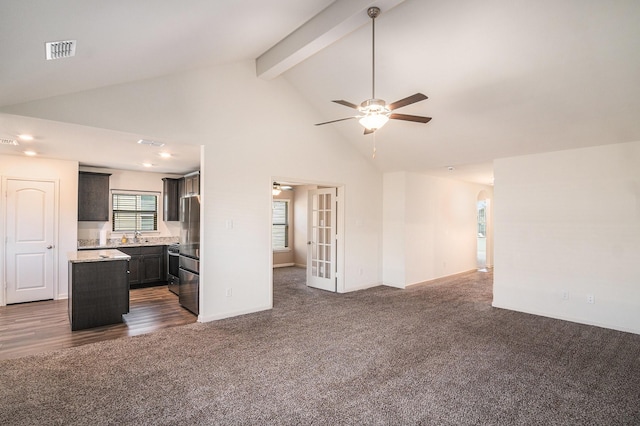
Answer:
[{"xmin": 134, "ymin": 230, "xmax": 142, "ymax": 242}]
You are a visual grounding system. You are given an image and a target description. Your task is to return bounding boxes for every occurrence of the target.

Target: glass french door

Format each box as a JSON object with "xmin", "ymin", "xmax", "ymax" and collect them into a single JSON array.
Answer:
[{"xmin": 307, "ymin": 188, "xmax": 337, "ymax": 292}]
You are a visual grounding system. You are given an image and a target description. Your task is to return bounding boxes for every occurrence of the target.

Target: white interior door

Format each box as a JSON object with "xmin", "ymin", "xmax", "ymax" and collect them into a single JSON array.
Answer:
[
  {"xmin": 5, "ymin": 179, "xmax": 56, "ymax": 304},
  {"xmin": 307, "ymin": 188, "xmax": 337, "ymax": 292}
]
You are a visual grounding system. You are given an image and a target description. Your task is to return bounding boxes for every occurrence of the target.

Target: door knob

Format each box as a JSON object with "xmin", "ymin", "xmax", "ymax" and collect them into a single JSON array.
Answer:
[
  {"xmin": 46, "ymin": 245, "xmax": 54, "ymax": 249},
  {"xmin": 307, "ymin": 241, "xmax": 312, "ymax": 245}
]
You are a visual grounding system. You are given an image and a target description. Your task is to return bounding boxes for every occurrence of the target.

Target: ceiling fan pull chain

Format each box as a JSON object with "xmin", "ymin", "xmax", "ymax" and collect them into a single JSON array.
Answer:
[{"xmin": 372, "ymin": 132, "xmax": 377, "ymax": 159}]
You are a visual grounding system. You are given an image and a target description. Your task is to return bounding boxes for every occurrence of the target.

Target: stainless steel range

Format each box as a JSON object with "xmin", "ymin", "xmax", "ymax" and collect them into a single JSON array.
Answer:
[{"xmin": 167, "ymin": 243, "xmax": 180, "ymax": 295}]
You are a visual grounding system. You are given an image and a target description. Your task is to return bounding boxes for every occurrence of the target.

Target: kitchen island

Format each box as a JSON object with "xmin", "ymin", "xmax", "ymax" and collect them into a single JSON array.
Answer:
[{"xmin": 67, "ymin": 249, "xmax": 131, "ymax": 331}]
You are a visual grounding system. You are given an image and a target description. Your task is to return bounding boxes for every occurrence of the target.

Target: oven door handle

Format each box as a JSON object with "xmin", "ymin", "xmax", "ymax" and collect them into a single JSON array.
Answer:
[{"xmin": 168, "ymin": 251, "xmax": 180, "ymax": 257}]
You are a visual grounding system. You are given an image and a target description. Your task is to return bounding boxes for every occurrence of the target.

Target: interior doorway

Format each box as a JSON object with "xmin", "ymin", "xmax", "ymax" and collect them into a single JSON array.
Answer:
[
  {"xmin": 477, "ymin": 199, "xmax": 487, "ymax": 271},
  {"xmin": 271, "ymin": 179, "xmax": 344, "ymax": 302},
  {"xmin": 476, "ymin": 190, "xmax": 491, "ymax": 272}
]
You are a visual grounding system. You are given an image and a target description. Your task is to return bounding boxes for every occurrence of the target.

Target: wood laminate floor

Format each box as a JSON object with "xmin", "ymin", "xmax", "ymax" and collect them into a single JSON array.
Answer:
[{"xmin": 0, "ymin": 286, "xmax": 197, "ymax": 360}]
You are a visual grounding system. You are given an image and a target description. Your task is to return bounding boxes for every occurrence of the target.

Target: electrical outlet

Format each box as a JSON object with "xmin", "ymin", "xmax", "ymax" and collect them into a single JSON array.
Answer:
[
  {"xmin": 586, "ymin": 294, "xmax": 595, "ymax": 304},
  {"xmin": 226, "ymin": 288, "xmax": 232, "ymax": 297}
]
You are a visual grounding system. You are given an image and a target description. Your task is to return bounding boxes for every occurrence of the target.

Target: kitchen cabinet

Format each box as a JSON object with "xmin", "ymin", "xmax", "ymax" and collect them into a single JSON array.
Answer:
[
  {"xmin": 118, "ymin": 245, "xmax": 166, "ymax": 288},
  {"xmin": 184, "ymin": 171, "xmax": 200, "ymax": 196},
  {"xmin": 162, "ymin": 178, "xmax": 180, "ymax": 221},
  {"xmin": 78, "ymin": 171, "xmax": 111, "ymax": 221},
  {"xmin": 68, "ymin": 251, "xmax": 129, "ymax": 331}
]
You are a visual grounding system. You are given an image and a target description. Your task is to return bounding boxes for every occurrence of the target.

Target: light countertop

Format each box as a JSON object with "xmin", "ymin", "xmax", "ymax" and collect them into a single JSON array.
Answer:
[
  {"xmin": 68, "ymin": 249, "xmax": 131, "ymax": 263},
  {"xmin": 78, "ymin": 237, "xmax": 178, "ymax": 250}
]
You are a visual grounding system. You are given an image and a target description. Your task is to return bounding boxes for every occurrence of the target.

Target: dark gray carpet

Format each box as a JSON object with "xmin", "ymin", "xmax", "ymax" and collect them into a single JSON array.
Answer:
[{"xmin": 1, "ymin": 268, "xmax": 639, "ymax": 425}]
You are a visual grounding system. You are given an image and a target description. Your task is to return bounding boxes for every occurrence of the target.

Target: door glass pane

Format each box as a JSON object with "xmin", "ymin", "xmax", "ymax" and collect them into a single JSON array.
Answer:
[
  {"xmin": 312, "ymin": 261, "xmax": 318, "ymax": 277},
  {"xmin": 318, "ymin": 194, "xmax": 324, "ymax": 210}
]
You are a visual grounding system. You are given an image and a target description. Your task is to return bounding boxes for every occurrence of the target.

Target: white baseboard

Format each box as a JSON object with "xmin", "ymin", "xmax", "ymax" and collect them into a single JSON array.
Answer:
[
  {"xmin": 405, "ymin": 268, "xmax": 479, "ymax": 288},
  {"xmin": 198, "ymin": 305, "xmax": 272, "ymax": 323},
  {"xmin": 273, "ymin": 263, "xmax": 295, "ymax": 268}
]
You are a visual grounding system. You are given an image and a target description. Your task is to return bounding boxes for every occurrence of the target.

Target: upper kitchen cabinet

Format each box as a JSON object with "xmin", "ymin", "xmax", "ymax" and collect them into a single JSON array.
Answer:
[
  {"xmin": 162, "ymin": 178, "xmax": 180, "ymax": 221},
  {"xmin": 184, "ymin": 171, "xmax": 200, "ymax": 196},
  {"xmin": 78, "ymin": 171, "xmax": 111, "ymax": 221}
]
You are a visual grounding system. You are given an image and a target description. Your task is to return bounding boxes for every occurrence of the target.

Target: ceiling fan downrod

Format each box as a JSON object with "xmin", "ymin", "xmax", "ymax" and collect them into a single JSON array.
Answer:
[{"xmin": 368, "ymin": 7, "xmax": 380, "ymax": 100}]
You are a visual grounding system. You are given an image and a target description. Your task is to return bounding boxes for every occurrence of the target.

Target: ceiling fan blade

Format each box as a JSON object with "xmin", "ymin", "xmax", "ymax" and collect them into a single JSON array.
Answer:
[
  {"xmin": 387, "ymin": 93, "xmax": 428, "ymax": 111},
  {"xmin": 364, "ymin": 128, "xmax": 376, "ymax": 135},
  {"xmin": 389, "ymin": 113, "xmax": 432, "ymax": 123},
  {"xmin": 332, "ymin": 100, "xmax": 360, "ymax": 109},
  {"xmin": 315, "ymin": 117, "xmax": 356, "ymax": 126}
]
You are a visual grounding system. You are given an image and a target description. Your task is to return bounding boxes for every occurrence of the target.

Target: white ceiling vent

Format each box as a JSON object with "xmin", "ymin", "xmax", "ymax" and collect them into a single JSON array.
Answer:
[
  {"xmin": 45, "ymin": 40, "xmax": 76, "ymax": 60},
  {"xmin": 1, "ymin": 138, "xmax": 19, "ymax": 145},
  {"xmin": 137, "ymin": 139, "xmax": 165, "ymax": 147}
]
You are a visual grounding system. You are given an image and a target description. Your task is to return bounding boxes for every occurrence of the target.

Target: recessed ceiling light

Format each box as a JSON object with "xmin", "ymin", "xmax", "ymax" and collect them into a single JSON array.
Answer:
[
  {"xmin": 447, "ymin": 166, "xmax": 455, "ymax": 171},
  {"xmin": 142, "ymin": 162, "xmax": 154, "ymax": 167},
  {"xmin": 24, "ymin": 150, "xmax": 37, "ymax": 156},
  {"xmin": 159, "ymin": 152, "xmax": 172, "ymax": 158},
  {"xmin": 18, "ymin": 134, "xmax": 34, "ymax": 141}
]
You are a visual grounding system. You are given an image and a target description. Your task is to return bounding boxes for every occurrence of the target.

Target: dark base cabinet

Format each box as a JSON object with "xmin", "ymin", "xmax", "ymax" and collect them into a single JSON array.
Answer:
[
  {"xmin": 118, "ymin": 245, "xmax": 166, "ymax": 288},
  {"xmin": 69, "ymin": 260, "xmax": 129, "ymax": 331}
]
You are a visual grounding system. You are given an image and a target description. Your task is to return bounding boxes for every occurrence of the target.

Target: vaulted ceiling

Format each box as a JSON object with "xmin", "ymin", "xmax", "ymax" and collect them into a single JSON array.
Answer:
[{"xmin": 1, "ymin": 0, "xmax": 639, "ymax": 182}]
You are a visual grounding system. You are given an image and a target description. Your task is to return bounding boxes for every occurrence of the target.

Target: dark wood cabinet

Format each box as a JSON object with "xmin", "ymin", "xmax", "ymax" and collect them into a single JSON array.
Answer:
[
  {"xmin": 127, "ymin": 252, "xmax": 140, "ymax": 284},
  {"xmin": 184, "ymin": 171, "xmax": 200, "ymax": 196},
  {"xmin": 178, "ymin": 177, "xmax": 185, "ymax": 200},
  {"xmin": 162, "ymin": 178, "xmax": 180, "ymax": 221},
  {"xmin": 69, "ymin": 259, "xmax": 129, "ymax": 330},
  {"xmin": 78, "ymin": 172, "xmax": 111, "ymax": 221},
  {"xmin": 118, "ymin": 245, "xmax": 166, "ymax": 288}
]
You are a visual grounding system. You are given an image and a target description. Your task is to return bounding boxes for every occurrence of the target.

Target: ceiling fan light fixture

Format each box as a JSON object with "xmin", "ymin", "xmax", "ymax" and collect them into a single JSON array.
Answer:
[{"xmin": 359, "ymin": 113, "xmax": 389, "ymax": 130}]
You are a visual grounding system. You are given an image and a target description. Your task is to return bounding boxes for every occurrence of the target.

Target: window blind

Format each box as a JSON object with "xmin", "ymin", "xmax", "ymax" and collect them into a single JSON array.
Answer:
[
  {"xmin": 112, "ymin": 193, "xmax": 158, "ymax": 232},
  {"xmin": 272, "ymin": 200, "xmax": 289, "ymax": 249}
]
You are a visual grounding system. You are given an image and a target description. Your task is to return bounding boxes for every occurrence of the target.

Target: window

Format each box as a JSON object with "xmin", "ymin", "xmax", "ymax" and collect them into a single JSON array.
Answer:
[
  {"xmin": 112, "ymin": 192, "xmax": 158, "ymax": 232},
  {"xmin": 272, "ymin": 200, "xmax": 289, "ymax": 250}
]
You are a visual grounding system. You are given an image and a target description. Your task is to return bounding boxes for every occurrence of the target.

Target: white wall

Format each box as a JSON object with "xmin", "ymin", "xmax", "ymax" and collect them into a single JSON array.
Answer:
[
  {"xmin": 0, "ymin": 155, "xmax": 78, "ymax": 301},
  {"xmin": 6, "ymin": 60, "xmax": 384, "ymax": 322},
  {"xmin": 77, "ymin": 166, "xmax": 183, "ymax": 240},
  {"xmin": 382, "ymin": 172, "xmax": 406, "ymax": 287},
  {"xmin": 493, "ymin": 141, "xmax": 640, "ymax": 334},
  {"xmin": 383, "ymin": 171, "xmax": 493, "ymax": 288}
]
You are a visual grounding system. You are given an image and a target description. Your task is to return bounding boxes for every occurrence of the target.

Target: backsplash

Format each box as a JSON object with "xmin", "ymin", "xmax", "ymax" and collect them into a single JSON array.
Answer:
[{"xmin": 78, "ymin": 236, "xmax": 179, "ymax": 249}]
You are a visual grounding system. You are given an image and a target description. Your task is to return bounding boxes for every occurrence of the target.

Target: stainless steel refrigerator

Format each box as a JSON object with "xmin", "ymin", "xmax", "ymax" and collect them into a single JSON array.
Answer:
[{"xmin": 179, "ymin": 194, "xmax": 200, "ymax": 315}]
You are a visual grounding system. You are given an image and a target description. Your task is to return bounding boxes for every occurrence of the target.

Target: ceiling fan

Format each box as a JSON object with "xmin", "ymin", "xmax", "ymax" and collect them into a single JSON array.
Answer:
[{"xmin": 315, "ymin": 7, "xmax": 431, "ymax": 135}]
